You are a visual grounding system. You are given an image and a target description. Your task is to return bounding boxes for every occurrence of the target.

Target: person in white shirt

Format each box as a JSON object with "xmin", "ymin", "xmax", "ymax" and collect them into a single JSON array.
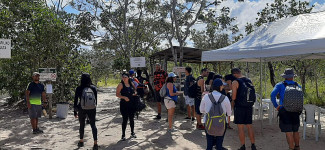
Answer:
[{"xmin": 200, "ymin": 79, "xmax": 232, "ymax": 150}]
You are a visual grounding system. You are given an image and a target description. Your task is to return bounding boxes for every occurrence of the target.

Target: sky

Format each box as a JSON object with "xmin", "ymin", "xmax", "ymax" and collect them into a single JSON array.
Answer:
[{"xmin": 49, "ymin": 0, "xmax": 325, "ymax": 49}]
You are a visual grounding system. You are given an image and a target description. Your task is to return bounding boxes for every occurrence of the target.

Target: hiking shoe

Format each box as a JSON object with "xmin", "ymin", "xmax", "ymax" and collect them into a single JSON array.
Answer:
[
  {"xmin": 93, "ymin": 144, "xmax": 98, "ymax": 150},
  {"xmin": 294, "ymin": 146, "xmax": 300, "ymax": 150},
  {"xmin": 251, "ymin": 144, "xmax": 256, "ymax": 150},
  {"xmin": 185, "ymin": 117, "xmax": 191, "ymax": 120},
  {"xmin": 32, "ymin": 129, "xmax": 38, "ymax": 134},
  {"xmin": 78, "ymin": 141, "xmax": 84, "ymax": 147},
  {"xmin": 154, "ymin": 115, "xmax": 161, "ymax": 120},
  {"xmin": 167, "ymin": 128, "xmax": 177, "ymax": 132},
  {"xmin": 191, "ymin": 117, "xmax": 196, "ymax": 121},
  {"xmin": 36, "ymin": 128, "xmax": 44, "ymax": 133},
  {"xmin": 238, "ymin": 145, "xmax": 246, "ymax": 150},
  {"xmin": 131, "ymin": 133, "xmax": 137, "ymax": 138},
  {"xmin": 121, "ymin": 136, "xmax": 126, "ymax": 141},
  {"xmin": 222, "ymin": 147, "xmax": 228, "ymax": 150},
  {"xmin": 197, "ymin": 125, "xmax": 205, "ymax": 130}
]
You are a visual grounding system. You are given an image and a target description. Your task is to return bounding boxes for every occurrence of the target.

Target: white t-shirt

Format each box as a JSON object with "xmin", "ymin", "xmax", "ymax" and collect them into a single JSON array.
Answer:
[{"xmin": 200, "ymin": 91, "xmax": 232, "ymax": 123}]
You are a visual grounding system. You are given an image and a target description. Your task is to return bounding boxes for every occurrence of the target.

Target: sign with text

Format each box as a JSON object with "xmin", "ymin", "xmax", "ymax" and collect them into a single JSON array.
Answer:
[
  {"xmin": 130, "ymin": 57, "xmax": 146, "ymax": 68},
  {"xmin": 0, "ymin": 39, "xmax": 11, "ymax": 58},
  {"xmin": 39, "ymin": 68, "xmax": 56, "ymax": 81},
  {"xmin": 173, "ymin": 67, "xmax": 186, "ymax": 73}
]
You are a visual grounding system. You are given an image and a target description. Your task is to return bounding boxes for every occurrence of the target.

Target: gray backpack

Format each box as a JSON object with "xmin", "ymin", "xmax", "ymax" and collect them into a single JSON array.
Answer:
[
  {"xmin": 205, "ymin": 93, "xmax": 226, "ymax": 136},
  {"xmin": 81, "ymin": 87, "xmax": 96, "ymax": 110},
  {"xmin": 283, "ymin": 82, "xmax": 304, "ymax": 112},
  {"xmin": 159, "ymin": 84, "xmax": 167, "ymax": 97}
]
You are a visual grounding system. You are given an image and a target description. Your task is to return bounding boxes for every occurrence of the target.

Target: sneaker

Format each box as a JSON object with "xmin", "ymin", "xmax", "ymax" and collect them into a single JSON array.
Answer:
[
  {"xmin": 238, "ymin": 145, "xmax": 245, "ymax": 150},
  {"xmin": 121, "ymin": 136, "xmax": 126, "ymax": 141},
  {"xmin": 78, "ymin": 141, "xmax": 84, "ymax": 147},
  {"xmin": 36, "ymin": 128, "xmax": 44, "ymax": 134},
  {"xmin": 294, "ymin": 146, "xmax": 300, "ymax": 150},
  {"xmin": 93, "ymin": 144, "xmax": 98, "ymax": 150},
  {"xmin": 154, "ymin": 115, "xmax": 161, "ymax": 120},
  {"xmin": 222, "ymin": 147, "xmax": 228, "ymax": 150},
  {"xmin": 131, "ymin": 133, "xmax": 137, "ymax": 138},
  {"xmin": 184, "ymin": 117, "xmax": 191, "ymax": 119},
  {"xmin": 191, "ymin": 117, "xmax": 195, "ymax": 121},
  {"xmin": 197, "ymin": 125, "xmax": 205, "ymax": 130},
  {"xmin": 32, "ymin": 129, "xmax": 38, "ymax": 134},
  {"xmin": 251, "ymin": 144, "xmax": 256, "ymax": 150},
  {"xmin": 167, "ymin": 128, "xmax": 177, "ymax": 132}
]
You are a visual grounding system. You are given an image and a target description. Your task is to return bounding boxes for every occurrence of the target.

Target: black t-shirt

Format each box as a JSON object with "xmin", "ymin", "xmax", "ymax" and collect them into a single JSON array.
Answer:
[{"xmin": 26, "ymin": 82, "xmax": 45, "ymax": 105}]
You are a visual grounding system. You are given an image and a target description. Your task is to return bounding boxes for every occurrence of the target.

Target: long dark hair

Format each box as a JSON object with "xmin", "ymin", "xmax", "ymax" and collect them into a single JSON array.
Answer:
[
  {"xmin": 166, "ymin": 77, "xmax": 174, "ymax": 83},
  {"xmin": 205, "ymin": 72, "xmax": 215, "ymax": 85},
  {"xmin": 81, "ymin": 73, "xmax": 92, "ymax": 87}
]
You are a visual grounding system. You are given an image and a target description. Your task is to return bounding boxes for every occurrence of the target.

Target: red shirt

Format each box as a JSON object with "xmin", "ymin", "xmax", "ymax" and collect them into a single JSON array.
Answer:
[{"xmin": 153, "ymin": 69, "xmax": 167, "ymax": 91}]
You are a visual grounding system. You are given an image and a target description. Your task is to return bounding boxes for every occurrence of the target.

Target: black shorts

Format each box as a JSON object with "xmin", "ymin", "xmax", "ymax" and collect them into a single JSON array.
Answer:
[
  {"xmin": 278, "ymin": 108, "xmax": 300, "ymax": 132},
  {"xmin": 234, "ymin": 106, "xmax": 253, "ymax": 124},
  {"xmin": 195, "ymin": 98, "xmax": 202, "ymax": 115},
  {"xmin": 154, "ymin": 90, "xmax": 163, "ymax": 102}
]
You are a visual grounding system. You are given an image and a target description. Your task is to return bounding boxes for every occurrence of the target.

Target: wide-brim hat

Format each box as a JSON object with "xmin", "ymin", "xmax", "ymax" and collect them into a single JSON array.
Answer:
[{"xmin": 281, "ymin": 68, "xmax": 297, "ymax": 78}]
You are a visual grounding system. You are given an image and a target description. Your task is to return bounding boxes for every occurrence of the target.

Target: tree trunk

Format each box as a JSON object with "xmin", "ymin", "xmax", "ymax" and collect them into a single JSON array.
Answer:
[
  {"xmin": 268, "ymin": 62, "xmax": 276, "ymax": 87},
  {"xmin": 179, "ymin": 43, "xmax": 184, "ymax": 67}
]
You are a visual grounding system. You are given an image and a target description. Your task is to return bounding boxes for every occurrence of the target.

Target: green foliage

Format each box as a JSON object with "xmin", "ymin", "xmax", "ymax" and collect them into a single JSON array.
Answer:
[{"xmin": 0, "ymin": 0, "xmax": 87, "ymax": 103}]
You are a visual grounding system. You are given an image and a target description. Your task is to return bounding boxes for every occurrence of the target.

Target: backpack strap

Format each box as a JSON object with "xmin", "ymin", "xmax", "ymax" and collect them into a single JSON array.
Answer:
[
  {"xmin": 283, "ymin": 81, "xmax": 298, "ymax": 87},
  {"xmin": 208, "ymin": 93, "xmax": 226, "ymax": 104}
]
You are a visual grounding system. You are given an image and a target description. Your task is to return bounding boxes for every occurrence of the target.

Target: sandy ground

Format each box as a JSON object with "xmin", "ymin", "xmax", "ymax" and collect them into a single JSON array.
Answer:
[{"xmin": 1, "ymin": 87, "xmax": 325, "ymax": 150}]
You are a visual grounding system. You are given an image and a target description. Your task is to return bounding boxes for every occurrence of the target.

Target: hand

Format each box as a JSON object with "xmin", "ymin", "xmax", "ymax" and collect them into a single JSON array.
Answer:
[
  {"xmin": 42, "ymin": 102, "xmax": 47, "ymax": 107},
  {"xmin": 133, "ymin": 92, "xmax": 137, "ymax": 96},
  {"xmin": 124, "ymin": 97, "xmax": 130, "ymax": 102},
  {"xmin": 74, "ymin": 115, "xmax": 78, "ymax": 118},
  {"xmin": 27, "ymin": 103, "xmax": 31, "ymax": 109},
  {"xmin": 276, "ymin": 105, "xmax": 281, "ymax": 111}
]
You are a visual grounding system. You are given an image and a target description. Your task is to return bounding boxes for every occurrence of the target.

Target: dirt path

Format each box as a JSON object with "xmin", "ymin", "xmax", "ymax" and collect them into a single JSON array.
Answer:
[{"xmin": 0, "ymin": 88, "xmax": 325, "ymax": 150}]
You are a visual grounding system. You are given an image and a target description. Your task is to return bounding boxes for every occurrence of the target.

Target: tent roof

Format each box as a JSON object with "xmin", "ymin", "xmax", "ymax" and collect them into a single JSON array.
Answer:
[
  {"xmin": 150, "ymin": 46, "xmax": 207, "ymax": 63},
  {"xmin": 202, "ymin": 11, "xmax": 325, "ymax": 62}
]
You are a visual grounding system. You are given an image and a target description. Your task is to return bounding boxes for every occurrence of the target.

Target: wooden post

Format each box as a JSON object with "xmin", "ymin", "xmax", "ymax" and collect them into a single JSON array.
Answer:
[{"xmin": 47, "ymin": 81, "xmax": 53, "ymax": 119}]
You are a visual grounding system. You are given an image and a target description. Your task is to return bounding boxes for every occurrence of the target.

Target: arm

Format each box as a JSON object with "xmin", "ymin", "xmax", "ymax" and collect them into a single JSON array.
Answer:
[
  {"xmin": 198, "ymin": 79, "xmax": 205, "ymax": 93},
  {"xmin": 26, "ymin": 90, "xmax": 31, "ymax": 109},
  {"xmin": 271, "ymin": 84, "xmax": 280, "ymax": 110},
  {"xmin": 167, "ymin": 83, "xmax": 178, "ymax": 96},
  {"xmin": 231, "ymin": 80, "xmax": 239, "ymax": 101},
  {"xmin": 224, "ymin": 97, "xmax": 232, "ymax": 116},
  {"xmin": 42, "ymin": 92, "xmax": 47, "ymax": 106},
  {"xmin": 116, "ymin": 83, "xmax": 130, "ymax": 101},
  {"xmin": 231, "ymin": 80, "xmax": 239, "ymax": 108},
  {"xmin": 200, "ymin": 95, "xmax": 207, "ymax": 114},
  {"xmin": 131, "ymin": 82, "xmax": 137, "ymax": 95}
]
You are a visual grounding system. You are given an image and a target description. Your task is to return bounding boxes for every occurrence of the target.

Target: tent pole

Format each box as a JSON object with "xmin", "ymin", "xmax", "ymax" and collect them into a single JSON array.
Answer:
[{"xmin": 260, "ymin": 58, "xmax": 263, "ymax": 135}]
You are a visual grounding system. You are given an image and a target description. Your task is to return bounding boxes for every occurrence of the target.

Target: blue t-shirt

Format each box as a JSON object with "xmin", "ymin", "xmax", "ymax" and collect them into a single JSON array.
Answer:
[
  {"xmin": 270, "ymin": 80, "xmax": 301, "ymax": 109},
  {"xmin": 166, "ymin": 84, "xmax": 178, "ymax": 102}
]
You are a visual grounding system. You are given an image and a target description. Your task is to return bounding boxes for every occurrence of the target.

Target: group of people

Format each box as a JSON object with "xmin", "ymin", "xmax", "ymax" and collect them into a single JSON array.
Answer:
[{"xmin": 25, "ymin": 63, "xmax": 302, "ymax": 150}]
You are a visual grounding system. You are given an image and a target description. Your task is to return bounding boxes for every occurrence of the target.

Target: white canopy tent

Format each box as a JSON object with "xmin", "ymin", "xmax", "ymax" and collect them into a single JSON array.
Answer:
[
  {"xmin": 202, "ymin": 11, "xmax": 325, "ymax": 62},
  {"xmin": 201, "ymin": 11, "xmax": 325, "ymax": 134}
]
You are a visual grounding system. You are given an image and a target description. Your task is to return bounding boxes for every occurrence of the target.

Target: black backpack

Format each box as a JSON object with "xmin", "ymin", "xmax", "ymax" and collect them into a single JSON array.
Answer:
[
  {"xmin": 188, "ymin": 76, "xmax": 197, "ymax": 98},
  {"xmin": 283, "ymin": 81, "xmax": 304, "ymax": 112},
  {"xmin": 236, "ymin": 78, "xmax": 256, "ymax": 107}
]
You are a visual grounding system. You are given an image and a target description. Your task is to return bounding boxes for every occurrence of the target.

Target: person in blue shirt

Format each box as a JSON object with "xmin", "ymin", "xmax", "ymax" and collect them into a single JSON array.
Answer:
[
  {"xmin": 271, "ymin": 68, "xmax": 301, "ymax": 150},
  {"xmin": 164, "ymin": 72, "xmax": 182, "ymax": 132}
]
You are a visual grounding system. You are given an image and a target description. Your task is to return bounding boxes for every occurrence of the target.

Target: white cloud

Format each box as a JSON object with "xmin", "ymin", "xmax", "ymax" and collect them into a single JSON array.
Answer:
[{"xmin": 313, "ymin": 2, "xmax": 325, "ymax": 12}]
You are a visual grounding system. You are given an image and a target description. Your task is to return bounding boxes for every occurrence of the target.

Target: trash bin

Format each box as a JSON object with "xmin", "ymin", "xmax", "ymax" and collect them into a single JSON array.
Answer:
[{"xmin": 56, "ymin": 103, "xmax": 69, "ymax": 119}]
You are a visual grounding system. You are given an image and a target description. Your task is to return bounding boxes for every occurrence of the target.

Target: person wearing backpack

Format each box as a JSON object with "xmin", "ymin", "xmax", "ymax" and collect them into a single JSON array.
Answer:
[
  {"xmin": 231, "ymin": 68, "xmax": 256, "ymax": 150},
  {"xmin": 270, "ymin": 68, "xmax": 303, "ymax": 150},
  {"xmin": 74, "ymin": 73, "xmax": 98, "ymax": 150},
  {"xmin": 195, "ymin": 68, "xmax": 209, "ymax": 130},
  {"xmin": 184, "ymin": 66, "xmax": 196, "ymax": 121},
  {"xmin": 116, "ymin": 72, "xmax": 138, "ymax": 141},
  {"xmin": 200, "ymin": 79, "xmax": 232, "ymax": 150},
  {"xmin": 164, "ymin": 72, "xmax": 182, "ymax": 132}
]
